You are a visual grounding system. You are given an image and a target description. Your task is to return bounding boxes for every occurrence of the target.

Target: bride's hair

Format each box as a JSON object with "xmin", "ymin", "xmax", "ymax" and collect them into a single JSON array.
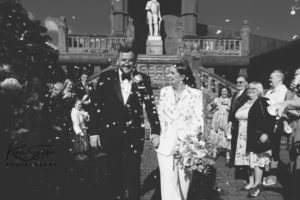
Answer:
[{"xmin": 174, "ymin": 62, "xmax": 197, "ymax": 88}]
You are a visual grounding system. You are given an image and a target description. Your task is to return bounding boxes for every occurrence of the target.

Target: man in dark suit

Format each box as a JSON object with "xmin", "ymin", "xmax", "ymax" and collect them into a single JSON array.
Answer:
[
  {"xmin": 228, "ymin": 75, "xmax": 249, "ymax": 165},
  {"xmin": 89, "ymin": 46, "xmax": 161, "ymax": 200},
  {"xmin": 74, "ymin": 71, "xmax": 93, "ymax": 100}
]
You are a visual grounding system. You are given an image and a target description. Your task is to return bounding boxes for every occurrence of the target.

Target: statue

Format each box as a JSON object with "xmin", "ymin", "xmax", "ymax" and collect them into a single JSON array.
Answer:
[
  {"xmin": 145, "ymin": 0, "xmax": 162, "ymax": 37},
  {"xmin": 126, "ymin": 17, "xmax": 135, "ymax": 47}
]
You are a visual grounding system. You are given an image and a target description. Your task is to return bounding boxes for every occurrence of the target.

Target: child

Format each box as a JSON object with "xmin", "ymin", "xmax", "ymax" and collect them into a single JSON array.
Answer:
[{"xmin": 71, "ymin": 99, "xmax": 89, "ymax": 161}]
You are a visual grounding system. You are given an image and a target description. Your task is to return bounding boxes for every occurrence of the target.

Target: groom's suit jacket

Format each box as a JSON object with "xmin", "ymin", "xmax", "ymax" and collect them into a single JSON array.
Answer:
[{"xmin": 90, "ymin": 69, "xmax": 160, "ymax": 154}]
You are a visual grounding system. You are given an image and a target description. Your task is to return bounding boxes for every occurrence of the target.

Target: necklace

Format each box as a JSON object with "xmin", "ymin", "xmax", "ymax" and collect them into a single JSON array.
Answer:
[
  {"xmin": 173, "ymin": 85, "xmax": 185, "ymax": 104},
  {"xmin": 174, "ymin": 90, "xmax": 183, "ymax": 104}
]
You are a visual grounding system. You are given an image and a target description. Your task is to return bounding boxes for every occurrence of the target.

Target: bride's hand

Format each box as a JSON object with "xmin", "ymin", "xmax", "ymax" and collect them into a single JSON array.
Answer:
[{"xmin": 150, "ymin": 134, "xmax": 160, "ymax": 148}]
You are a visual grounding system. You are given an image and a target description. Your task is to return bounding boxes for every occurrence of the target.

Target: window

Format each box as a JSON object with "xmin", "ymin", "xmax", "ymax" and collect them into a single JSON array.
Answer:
[
  {"xmin": 72, "ymin": 37, "xmax": 78, "ymax": 47},
  {"xmin": 79, "ymin": 38, "xmax": 84, "ymax": 48}
]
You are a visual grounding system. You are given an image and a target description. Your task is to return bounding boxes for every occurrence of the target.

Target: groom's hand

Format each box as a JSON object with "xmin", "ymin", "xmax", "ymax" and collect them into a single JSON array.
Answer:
[
  {"xmin": 90, "ymin": 135, "xmax": 101, "ymax": 148},
  {"xmin": 150, "ymin": 134, "xmax": 160, "ymax": 148}
]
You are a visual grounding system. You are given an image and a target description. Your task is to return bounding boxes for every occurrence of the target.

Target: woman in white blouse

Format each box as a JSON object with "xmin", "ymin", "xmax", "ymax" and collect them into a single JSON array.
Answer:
[{"xmin": 156, "ymin": 63, "xmax": 204, "ymax": 200}]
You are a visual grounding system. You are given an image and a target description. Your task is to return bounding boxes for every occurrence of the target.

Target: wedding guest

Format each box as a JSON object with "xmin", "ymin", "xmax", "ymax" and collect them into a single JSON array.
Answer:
[
  {"xmin": 263, "ymin": 70, "xmax": 288, "ymax": 186},
  {"xmin": 156, "ymin": 62, "xmax": 204, "ymax": 200},
  {"xmin": 61, "ymin": 79, "xmax": 77, "ymax": 155},
  {"xmin": 62, "ymin": 79, "xmax": 77, "ymax": 121},
  {"xmin": 235, "ymin": 82, "xmax": 275, "ymax": 197},
  {"xmin": 228, "ymin": 76, "xmax": 249, "ymax": 165},
  {"xmin": 275, "ymin": 67, "xmax": 300, "ymax": 199},
  {"xmin": 41, "ymin": 82, "xmax": 65, "ymax": 148},
  {"xmin": 24, "ymin": 77, "xmax": 44, "ymax": 143},
  {"xmin": 75, "ymin": 71, "xmax": 93, "ymax": 100},
  {"xmin": 71, "ymin": 99, "xmax": 89, "ymax": 161},
  {"xmin": 208, "ymin": 86, "xmax": 231, "ymax": 164}
]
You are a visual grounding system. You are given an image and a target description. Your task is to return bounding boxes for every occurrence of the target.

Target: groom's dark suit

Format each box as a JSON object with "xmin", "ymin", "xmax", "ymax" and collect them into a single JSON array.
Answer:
[{"xmin": 90, "ymin": 68, "xmax": 160, "ymax": 200}]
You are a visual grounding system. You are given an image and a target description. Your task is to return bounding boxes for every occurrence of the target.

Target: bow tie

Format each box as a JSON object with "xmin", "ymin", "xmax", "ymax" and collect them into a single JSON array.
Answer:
[{"xmin": 121, "ymin": 73, "xmax": 132, "ymax": 81}]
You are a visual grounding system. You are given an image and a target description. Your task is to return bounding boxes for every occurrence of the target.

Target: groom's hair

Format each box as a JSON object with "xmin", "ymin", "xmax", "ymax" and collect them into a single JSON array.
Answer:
[{"xmin": 118, "ymin": 46, "xmax": 136, "ymax": 58}]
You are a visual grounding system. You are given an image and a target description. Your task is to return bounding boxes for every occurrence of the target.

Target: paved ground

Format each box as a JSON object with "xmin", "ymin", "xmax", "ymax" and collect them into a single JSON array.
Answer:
[
  {"xmin": 140, "ymin": 135, "xmax": 292, "ymax": 200},
  {"xmin": 2, "ymin": 134, "xmax": 292, "ymax": 200}
]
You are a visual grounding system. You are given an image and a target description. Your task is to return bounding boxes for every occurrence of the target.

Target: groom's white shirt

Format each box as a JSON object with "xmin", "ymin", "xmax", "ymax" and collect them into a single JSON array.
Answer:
[{"xmin": 156, "ymin": 85, "xmax": 204, "ymax": 156}]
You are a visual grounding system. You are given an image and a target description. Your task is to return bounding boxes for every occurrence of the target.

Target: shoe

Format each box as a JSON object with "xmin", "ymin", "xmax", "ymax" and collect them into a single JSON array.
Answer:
[
  {"xmin": 240, "ymin": 184, "xmax": 254, "ymax": 191},
  {"xmin": 75, "ymin": 154, "xmax": 88, "ymax": 161},
  {"xmin": 247, "ymin": 184, "xmax": 262, "ymax": 198},
  {"xmin": 262, "ymin": 176, "xmax": 277, "ymax": 186}
]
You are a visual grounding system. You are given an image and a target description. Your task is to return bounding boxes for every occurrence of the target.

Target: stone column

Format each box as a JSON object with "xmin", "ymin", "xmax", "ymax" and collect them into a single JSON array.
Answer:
[
  {"xmin": 181, "ymin": 0, "xmax": 197, "ymax": 36},
  {"xmin": 240, "ymin": 20, "xmax": 250, "ymax": 56},
  {"xmin": 58, "ymin": 16, "xmax": 68, "ymax": 54},
  {"xmin": 111, "ymin": 0, "xmax": 128, "ymax": 36},
  {"xmin": 240, "ymin": 20, "xmax": 250, "ymax": 77}
]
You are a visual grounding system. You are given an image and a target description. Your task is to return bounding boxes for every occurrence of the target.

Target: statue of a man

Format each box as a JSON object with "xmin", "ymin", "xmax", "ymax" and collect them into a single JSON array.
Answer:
[{"xmin": 145, "ymin": 0, "xmax": 162, "ymax": 37}]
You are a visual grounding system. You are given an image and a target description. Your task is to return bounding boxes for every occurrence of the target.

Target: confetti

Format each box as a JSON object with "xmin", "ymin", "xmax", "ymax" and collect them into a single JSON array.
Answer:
[
  {"xmin": 293, "ymin": 34, "xmax": 298, "ymax": 40},
  {"xmin": 216, "ymin": 30, "xmax": 222, "ymax": 35},
  {"xmin": 225, "ymin": 19, "xmax": 230, "ymax": 22}
]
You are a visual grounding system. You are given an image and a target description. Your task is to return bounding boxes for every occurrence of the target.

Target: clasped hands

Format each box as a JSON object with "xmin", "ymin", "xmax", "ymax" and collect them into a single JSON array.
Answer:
[{"xmin": 150, "ymin": 134, "xmax": 160, "ymax": 149}]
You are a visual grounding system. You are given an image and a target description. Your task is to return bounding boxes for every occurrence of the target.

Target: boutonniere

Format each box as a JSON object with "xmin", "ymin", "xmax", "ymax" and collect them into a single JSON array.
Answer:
[{"xmin": 133, "ymin": 74, "xmax": 145, "ymax": 89}]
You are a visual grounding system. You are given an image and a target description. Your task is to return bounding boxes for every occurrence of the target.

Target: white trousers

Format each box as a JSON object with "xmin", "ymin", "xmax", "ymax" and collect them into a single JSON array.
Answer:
[{"xmin": 157, "ymin": 153, "xmax": 193, "ymax": 200}]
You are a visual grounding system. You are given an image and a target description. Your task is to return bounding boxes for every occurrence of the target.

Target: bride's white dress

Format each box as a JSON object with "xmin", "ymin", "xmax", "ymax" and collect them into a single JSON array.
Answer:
[{"xmin": 156, "ymin": 85, "xmax": 204, "ymax": 200}]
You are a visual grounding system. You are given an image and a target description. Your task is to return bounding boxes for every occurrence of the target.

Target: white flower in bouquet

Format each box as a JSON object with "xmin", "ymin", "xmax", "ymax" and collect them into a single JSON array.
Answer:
[
  {"xmin": 190, "ymin": 135, "xmax": 199, "ymax": 143},
  {"xmin": 197, "ymin": 149, "xmax": 208, "ymax": 158},
  {"xmin": 199, "ymin": 140, "xmax": 205, "ymax": 147}
]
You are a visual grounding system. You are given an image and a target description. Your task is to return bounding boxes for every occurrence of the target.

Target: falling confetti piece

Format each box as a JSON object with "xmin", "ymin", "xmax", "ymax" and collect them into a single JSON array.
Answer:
[
  {"xmin": 216, "ymin": 30, "xmax": 222, "ymax": 34},
  {"xmin": 293, "ymin": 35, "xmax": 298, "ymax": 39},
  {"xmin": 291, "ymin": 9, "xmax": 296, "ymax": 15},
  {"xmin": 225, "ymin": 19, "xmax": 230, "ymax": 22},
  {"xmin": 72, "ymin": 16, "xmax": 76, "ymax": 19}
]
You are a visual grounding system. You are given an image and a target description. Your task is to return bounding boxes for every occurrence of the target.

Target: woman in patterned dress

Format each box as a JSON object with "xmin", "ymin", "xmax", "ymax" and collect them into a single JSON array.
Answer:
[
  {"xmin": 208, "ymin": 86, "xmax": 231, "ymax": 162},
  {"xmin": 156, "ymin": 63, "xmax": 204, "ymax": 200},
  {"xmin": 235, "ymin": 82, "xmax": 275, "ymax": 198}
]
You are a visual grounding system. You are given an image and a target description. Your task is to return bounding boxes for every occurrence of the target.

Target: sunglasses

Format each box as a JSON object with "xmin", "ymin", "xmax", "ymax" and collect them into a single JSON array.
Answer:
[{"xmin": 236, "ymin": 81, "xmax": 244, "ymax": 84}]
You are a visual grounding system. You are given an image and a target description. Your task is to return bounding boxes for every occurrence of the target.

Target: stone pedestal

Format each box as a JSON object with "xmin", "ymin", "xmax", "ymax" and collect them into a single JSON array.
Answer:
[{"xmin": 146, "ymin": 36, "xmax": 163, "ymax": 55}]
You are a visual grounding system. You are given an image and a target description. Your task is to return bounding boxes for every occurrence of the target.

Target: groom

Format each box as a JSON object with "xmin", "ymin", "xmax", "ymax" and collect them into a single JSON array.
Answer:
[{"xmin": 89, "ymin": 46, "xmax": 161, "ymax": 200}]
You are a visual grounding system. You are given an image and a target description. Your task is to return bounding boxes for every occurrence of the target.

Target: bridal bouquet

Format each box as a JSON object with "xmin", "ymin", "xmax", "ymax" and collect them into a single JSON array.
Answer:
[{"xmin": 173, "ymin": 133, "xmax": 217, "ymax": 174}]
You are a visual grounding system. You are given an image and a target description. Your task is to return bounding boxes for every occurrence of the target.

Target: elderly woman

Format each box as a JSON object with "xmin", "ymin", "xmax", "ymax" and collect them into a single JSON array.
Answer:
[{"xmin": 234, "ymin": 82, "xmax": 275, "ymax": 197}]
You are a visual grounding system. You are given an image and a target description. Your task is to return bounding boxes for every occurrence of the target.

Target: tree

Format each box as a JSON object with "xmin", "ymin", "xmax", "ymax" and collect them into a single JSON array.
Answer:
[{"xmin": 0, "ymin": 0, "xmax": 65, "ymax": 83}]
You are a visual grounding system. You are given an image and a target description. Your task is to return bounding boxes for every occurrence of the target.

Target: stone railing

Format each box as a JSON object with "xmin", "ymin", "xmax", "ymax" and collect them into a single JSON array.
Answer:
[
  {"xmin": 179, "ymin": 38, "xmax": 242, "ymax": 56},
  {"xmin": 198, "ymin": 66, "xmax": 237, "ymax": 96},
  {"xmin": 66, "ymin": 35, "xmax": 127, "ymax": 54}
]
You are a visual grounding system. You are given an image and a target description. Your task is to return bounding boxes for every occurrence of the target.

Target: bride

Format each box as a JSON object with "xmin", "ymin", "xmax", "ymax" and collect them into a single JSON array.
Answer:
[{"xmin": 156, "ymin": 63, "xmax": 204, "ymax": 200}]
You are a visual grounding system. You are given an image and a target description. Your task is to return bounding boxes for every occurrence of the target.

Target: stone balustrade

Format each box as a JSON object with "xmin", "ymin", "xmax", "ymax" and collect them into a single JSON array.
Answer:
[
  {"xmin": 180, "ymin": 38, "xmax": 242, "ymax": 56},
  {"xmin": 66, "ymin": 35, "xmax": 127, "ymax": 54},
  {"xmin": 197, "ymin": 65, "xmax": 237, "ymax": 96}
]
